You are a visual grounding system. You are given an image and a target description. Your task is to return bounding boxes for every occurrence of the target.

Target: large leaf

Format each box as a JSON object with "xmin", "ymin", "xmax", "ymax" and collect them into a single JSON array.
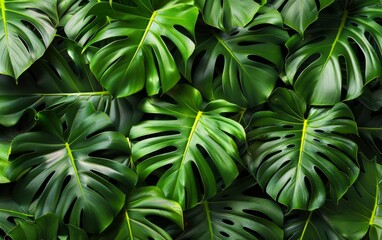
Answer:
[
  {"xmin": 177, "ymin": 176, "xmax": 284, "ymax": 240},
  {"xmin": 195, "ymin": 0, "xmax": 263, "ymax": 32},
  {"xmin": 320, "ymin": 155, "xmax": 382, "ymax": 240},
  {"xmin": 280, "ymin": 0, "xmax": 335, "ymax": 35},
  {"xmin": 353, "ymin": 105, "xmax": 382, "ymax": 161},
  {"xmin": 183, "ymin": 6, "xmax": 288, "ymax": 107},
  {"xmin": 247, "ymin": 88, "xmax": 359, "ymax": 210},
  {"xmin": 0, "ymin": 0, "xmax": 58, "ymax": 79},
  {"xmin": 0, "ymin": 188, "xmax": 33, "ymax": 237},
  {"xmin": 84, "ymin": 0, "xmax": 198, "ymax": 97},
  {"xmin": 130, "ymin": 85, "xmax": 245, "ymax": 209},
  {"xmin": 0, "ymin": 39, "xmax": 141, "ymax": 135},
  {"xmin": 100, "ymin": 186, "xmax": 183, "ymax": 240},
  {"xmin": 6, "ymin": 213, "xmax": 59, "ymax": 240},
  {"xmin": 6, "ymin": 102, "xmax": 137, "ymax": 233},
  {"xmin": 284, "ymin": 210, "xmax": 346, "ymax": 240},
  {"xmin": 285, "ymin": 0, "xmax": 382, "ymax": 105}
]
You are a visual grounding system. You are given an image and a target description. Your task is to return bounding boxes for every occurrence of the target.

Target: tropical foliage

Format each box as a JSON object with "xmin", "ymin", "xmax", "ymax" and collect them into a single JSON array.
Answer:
[{"xmin": 0, "ymin": 0, "xmax": 381, "ymax": 239}]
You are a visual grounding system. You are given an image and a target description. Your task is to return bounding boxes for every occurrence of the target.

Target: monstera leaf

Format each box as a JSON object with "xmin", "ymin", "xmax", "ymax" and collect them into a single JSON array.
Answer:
[
  {"xmin": 177, "ymin": 176, "xmax": 284, "ymax": 239},
  {"xmin": 130, "ymin": 85, "xmax": 245, "ymax": 209},
  {"xmin": 353, "ymin": 105, "xmax": 382, "ymax": 160},
  {"xmin": 195, "ymin": 0, "xmax": 264, "ymax": 32},
  {"xmin": 6, "ymin": 102, "xmax": 137, "ymax": 233},
  {"xmin": 83, "ymin": 0, "xmax": 198, "ymax": 97},
  {"xmin": 101, "ymin": 187, "xmax": 183, "ymax": 240},
  {"xmin": 247, "ymin": 88, "xmax": 359, "ymax": 210},
  {"xmin": 285, "ymin": 0, "xmax": 382, "ymax": 105},
  {"xmin": 6, "ymin": 213, "xmax": 59, "ymax": 240},
  {"xmin": 0, "ymin": 39, "xmax": 141, "ymax": 135},
  {"xmin": 0, "ymin": 0, "xmax": 58, "ymax": 79},
  {"xmin": 320, "ymin": 155, "xmax": 382, "ymax": 240},
  {"xmin": 280, "ymin": 0, "xmax": 334, "ymax": 35},
  {"xmin": 284, "ymin": 210, "xmax": 346, "ymax": 240},
  {"xmin": 0, "ymin": 189, "xmax": 33, "ymax": 237},
  {"xmin": 183, "ymin": 6, "xmax": 288, "ymax": 107}
]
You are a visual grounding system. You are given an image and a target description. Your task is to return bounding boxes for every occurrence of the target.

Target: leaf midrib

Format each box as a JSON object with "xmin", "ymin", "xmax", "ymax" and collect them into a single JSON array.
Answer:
[
  {"xmin": 172, "ymin": 111, "xmax": 202, "ymax": 200},
  {"xmin": 300, "ymin": 210, "xmax": 313, "ymax": 240},
  {"xmin": 369, "ymin": 179, "xmax": 379, "ymax": 225},
  {"xmin": 319, "ymin": 10, "xmax": 348, "ymax": 76},
  {"xmin": 65, "ymin": 142, "xmax": 88, "ymax": 205},
  {"xmin": 214, "ymin": 33, "xmax": 252, "ymax": 80},
  {"xmin": 122, "ymin": 10, "xmax": 157, "ymax": 80},
  {"xmin": 203, "ymin": 201, "xmax": 214, "ymax": 240},
  {"xmin": 125, "ymin": 209, "xmax": 134, "ymax": 239},
  {"xmin": 294, "ymin": 119, "xmax": 308, "ymax": 197},
  {"xmin": 0, "ymin": 0, "xmax": 8, "ymax": 46}
]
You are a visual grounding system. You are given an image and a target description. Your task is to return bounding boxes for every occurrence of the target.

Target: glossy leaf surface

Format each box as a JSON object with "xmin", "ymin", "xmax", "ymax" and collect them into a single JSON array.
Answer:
[
  {"xmin": 248, "ymin": 88, "xmax": 359, "ymax": 210},
  {"xmin": 286, "ymin": 0, "xmax": 382, "ymax": 105},
  {"xmin": 6, "ymin": 102, "xmax": 137, "ymax": 233},
  {"xmin": 184, "ymin": 7, "xmax": 288, "ymax": 107},
  {"xmin": 195, "ymin": 0, "xmax": 262, "ymax": 32},
  {"xmin": 178, "ymin": 177, "xmax": 284, "ymax": 239},
  {"xmin": 281, "ymin": 0, "xmax": 334, "ymax": 35},
  {"xmin": 85, "ymin": 0, "xmax": 198, "ymax": 97},
  {"xmin": 101, "ymin": 187, "xmax": 183, "ymax": 240},
  {"xmin": 321, "ymin": 156, "xmax": 382, "ymax": 240},
  {"xmin": 130, "ymin": 85, "xmax": 245, "ymax": 209},
  {"xmin": 0, "ymin": 0, "xmax": 58, "ymax": 79}
]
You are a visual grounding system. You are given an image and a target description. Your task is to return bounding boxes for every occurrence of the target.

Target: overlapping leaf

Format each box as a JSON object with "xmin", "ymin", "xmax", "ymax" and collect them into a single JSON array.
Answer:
[
  {"xmin": 320, "ymin": 155, "xmax": 382, "ymax": 239},
  {"xmin": 247, "ymin": 88, "xmax": 359, "ymax": 210},
  {"xmin": 177, "ymin": 177, "xmax": 284, "ymax": 239},
  {"xmin": 6, "ymin": 102, "xmax": 137, "ymax": 233},
  {"xmin": 101, "ymin": 187, "xmax": 183, "ymax": 240},
  {"xmin": 0, "ymin": 189, "xmax": 33, "ymax": 237},
  {"xmin": 83, "ymin": 0, "xmax": 198, "ymax": 97},
  {"xmin": 279, "ymin": 0, "xmax": 335, "ymax": 35},
  {"xmin": 286, "ymin": 0, "xmax": 382, "ymax": 105},
  {"xmin": 195, "ymin": 0, "xmax": 263, "ymax": 32},
  {"xmin": 130, "ymin": 85, "xmax": 245, "ymax": 209},
  {"xmin": 0, "ymin": 0, "xmax": 58, "ymax": 79},
  {"xmin": 284, "ymin": 210, "xmax": 346, "ymax": 240},
  {"xmin": 0, "ymin": 40, "xmax": 141, "ymax": 135},
  {"xmin": 183, "ymin": 6, "xmax": 288, "ymax": 107}
]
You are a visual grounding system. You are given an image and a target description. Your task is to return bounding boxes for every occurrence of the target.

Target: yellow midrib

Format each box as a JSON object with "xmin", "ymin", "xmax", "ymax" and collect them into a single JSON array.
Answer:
[
  {"xmin": 173, "ymin": 111, "xmax": 203, "ymax": 199},
  {"xmin": 125, "ymin": 210, "xmax": 134, "ymax": 239},
  {"xmin": 65, "ymin": 142, "xmax": 87, "ymax": 204},
  {"xmin": 1, "ymin": 0, "xmax": 8, "ymax": 46},
  {"xmin": 319, "ymin": 10, "xmax": 348, "ymax": 75},
  {"xmin": 369, "ymin": 182, "xmax": 379, "ymax": 226},
  {"xmin": 295, "ymin": 119, "xmax": 308, "ymax": 190},
  {"xmin": 123, "ymin": 11, "xmax": 157, "ymax": 79}
]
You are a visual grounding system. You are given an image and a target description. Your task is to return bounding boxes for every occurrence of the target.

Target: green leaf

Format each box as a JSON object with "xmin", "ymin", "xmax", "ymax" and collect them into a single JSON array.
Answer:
[
  {"xmin": 101, "ymin": 186, "xmax": 183, "ymax": 240},
  {"xmin": 321, "ymin": 155, "xmax": 382, "ymax": 240},
  {"xmin": 247, "ymin": 88, "xmax": 359, "ymax": 210},
  {"xmin": 0, "ymin": 189, "xmax": 33, "ymax": 236},
  {"xmin": 178, "ymin": 177, "xmax": 284, "ymax": 240},
  {"xmin": 195, "ymin": 0, "xmax": 262, "ymax": 32},
  {"xmin": 183, "ymin": 6, "xmax": 288, "ymax": 107},
  {"xmin": 286, "ymin": 0, "xmax": 382, "ymax": 105},
  {"xmin": 281, "ymin": 0, "xmax": 335, "ymax": 35},
  {"xmin": 6, "ymin": 102, "xmax": 137, "ymax": 233},
  {"xmin": 284, "ymin": 210, "xmax": 346, "ymax": 240},
  {"xmin": 63, "ymin": 0, "xmax": 106, "ymax": 46},
  {"xmin": 0, "ymin": 0, "xmax": 58, "ymax": 79},
  {"xmin": 6, "ymin": 213, "xmax": 59, "ymax": 240},
  {"xmin": 130, "ymin": 85, "xmax": 245, "ymax": 209},
  {"xmin": 354, "ymin": 106, "xmax": 382, "ymax": 160},
  {"xmin": 84, "ymin": 0, "xmax": 198, "ymax": 97},
  {"xmin": 0, "ymin": 40, "xmax": 141, "ymax": 134}
]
